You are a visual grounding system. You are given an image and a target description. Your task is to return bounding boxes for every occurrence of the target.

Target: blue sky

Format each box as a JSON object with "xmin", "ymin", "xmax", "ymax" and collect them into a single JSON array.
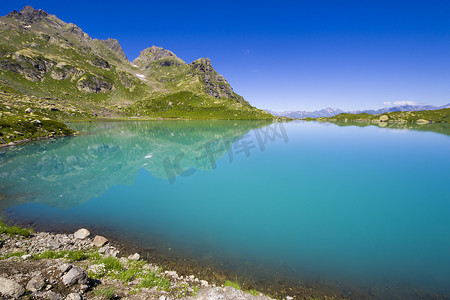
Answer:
[{"xmin": 1, "ymin": 0, "xmax": 450, "ymax": 111}]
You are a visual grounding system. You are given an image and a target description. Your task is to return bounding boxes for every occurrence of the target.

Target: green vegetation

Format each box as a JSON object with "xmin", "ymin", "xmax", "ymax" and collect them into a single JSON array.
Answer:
[
  {"xmin": 224, "ymin": 280, "xmax": 241, "ymax": 290},
  {"xmin": 87, "ymin": 256, "xmax": 171, "ymax": 291},
  {"xmin": 0, "ymin": 6, "xmax": 276, "ymax": 145},
  {"xmin": 33, "ymin": 250, "xmax": 89, "ymax": 261},
  {"xmin": 0, "ymin": 251, "xmax": 25, "ymax": 260},
  {"xmin": 137, "ymin": 271, "xmax": 171, "ymax": 291},
  {"xmin": 93, "ymin": 287, "xmax": 116, "ymax": 299},
  {"xmin": 305, "ymin": 108, "xmax": 450, "ymax": 124},
  {"xmin": 125, "ymin": 91, "xmax": 272, "ymax": 120},
  {"xmin": 0, "ymin": 220, "xmax": 33, "ymax": 236}
]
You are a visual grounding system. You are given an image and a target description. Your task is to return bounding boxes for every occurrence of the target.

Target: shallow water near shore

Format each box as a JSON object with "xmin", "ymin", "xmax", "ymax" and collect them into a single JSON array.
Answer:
[{"xmin": 1, "ymin": 120, "xmax": 450, "ymax": 299}]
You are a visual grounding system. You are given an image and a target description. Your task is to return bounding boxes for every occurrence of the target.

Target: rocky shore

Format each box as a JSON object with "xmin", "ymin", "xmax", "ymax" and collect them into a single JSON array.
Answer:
[{"xmin": 0, "ymin": 224, "xmax": 275, "ymax": 300}]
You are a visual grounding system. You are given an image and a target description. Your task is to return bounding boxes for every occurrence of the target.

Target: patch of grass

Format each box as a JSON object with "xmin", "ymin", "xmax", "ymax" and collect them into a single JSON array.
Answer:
[
  {"xmin": 100, "ymin": 256, "xmax": 123, "ymax": 272},
  {"xmin": 192, "ymin": 285, "xmax": 199, "ymax": 296},
  {"xmin": 94, "ymin": 287, "xmax": 116, "ymax": 299},
  {"xmin": 88, "ymin": 256, "xmax": 170, "ymax": 291},
  {"xmin": 246, "ymin": 289, "xmax": 260, "ymax": 296},
  {"xmin": 223, "ymin": 280, "xmax": 263, "ymax": 296},
  {"xmin": 138, "ymin": 271, "xmax": 171, "ymax": 291},
  {"xmin": 0, "ymin": 220, "xmax": 33, "ymax": 237},
  {"xmin": 33, "ymin": 250, "xmax": 89, "ymax": 262},
  {"xmin": 224, "ymin": 280, "xmax": 241, "ymax": 290},
  {"xmin": 0, "ymin": 251, "xmax": 25, "ymax": 260}
]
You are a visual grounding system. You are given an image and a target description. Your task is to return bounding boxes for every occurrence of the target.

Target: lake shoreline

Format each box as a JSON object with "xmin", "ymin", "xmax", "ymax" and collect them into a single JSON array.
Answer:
[
  {"xmin": 0, "ymin": 133, "xmax": 76, "ymax": 148},
  {"xmin": 8, "ymin": 218, "xmax": 321, "ymax": 300},
  {"xmin": 0, "ymin": 221, "xmax": 279, "ymax": 299},
  {"xmin": 7, "ymin": 217, "xmax": 449, "ymax": 300}
]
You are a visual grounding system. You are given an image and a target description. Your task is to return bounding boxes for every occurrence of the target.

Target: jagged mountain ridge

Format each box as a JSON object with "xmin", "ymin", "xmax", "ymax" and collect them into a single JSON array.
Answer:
[
  {"xmin": 268, "ymin": 103, "xmax": 450, "ymax": 119},
  {"xmin": 0, "ymin": 6, "xmax": 271, "ymax": 121}
]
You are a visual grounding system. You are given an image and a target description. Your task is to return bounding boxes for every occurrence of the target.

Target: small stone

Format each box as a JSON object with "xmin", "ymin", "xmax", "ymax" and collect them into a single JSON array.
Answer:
[
  {"xmin": 0, "ymin": 277, "xmax": 25, "ymax": 298},
  {"xmin": 65, "ymin": 293, "xmax": 82, "ymax": 300},
  {"xmin": 25, "ymin": 107, "xmax": 33, "ymax": 113},
  {"xmin": 416, "ymin": 118, "xmax": 430, "ymax": 124},
  {"xmin": 379, "ymin": 115, "xmax": 389, "ymax": 121},
  {"xmin": 21, "ymin": 254, "xmax": 33, "ymax": 260},
  {"xmin": 73, "ymin": 228, "xmax": 90, "ymax": 240},
  {"xmin": 165, "ymin": 271, "xmax": 178, "ymax": 279},
  {"xmin": 128, "ymin": 253, "xmax": 140, "ymax": 261},
  {"xmin": 286, "ymin": 296, "xmax": 294, "ymax": 300},
  {"xmin": 42, "ymin": 290, "xmax": 63, "ymax": 300},
  {"xmin": 62, "ymin": 267, "xmax": 88, "ymax": 286},
  {"xmin": 93, "ymin": 235, "xmax": 108, "ymax": 247},
  {"xmin": 59, "ymin": 263, "xmax": 72, "ymax": 273},
  {"xmin": 159, "ymin": 296, "xmax": 166, "ymax": 300},
  {"xmin": 109, "ymin": 249, "xmax": 119, "ymax": 257},
  {"xmin": 80, "ymin": 284, "xmax": 89, "ymax": 291},
  {"xmin": 48, "ymin": 241, "xmax": 61, "ymax": 250},
  {"xmin": 200, "ymin": 280, "xmax": 209, "ymax": 286},
  {"xmin": 26, "ymin": 275, "xmax": 46, "ymax": 292}
]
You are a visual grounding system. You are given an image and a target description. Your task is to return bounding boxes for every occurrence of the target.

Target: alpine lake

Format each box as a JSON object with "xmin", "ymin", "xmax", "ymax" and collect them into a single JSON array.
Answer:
[{"xmin": 1, "ymin": 120, "xmax": 449, "ymax": 300}]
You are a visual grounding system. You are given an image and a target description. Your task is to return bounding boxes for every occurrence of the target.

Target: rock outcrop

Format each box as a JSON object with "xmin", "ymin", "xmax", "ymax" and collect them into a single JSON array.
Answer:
[
  {"xmin": 76, "ymin": 73, "xmax": 113, "ymax": 93},
  {"xmin": 0, "ymin": 277, "xmax": 26, "ymax": 298},
  {"xmin": 191, "ymin": 57, "xmax": 248, "ymax": 104},
  {"xmin": 133, "ymin": 45, "xmax": 185, "ymax": 68},
  {"xmin": 100, "ymin": 38, "xmax": 128, "ymax": 61},
  {"xmin": 1, "ymin": 53, "xmax": 56, "ymax": 82},
  {"xmin": 6, "ymin": 5, "xmax": 49, "ymax": 24}
]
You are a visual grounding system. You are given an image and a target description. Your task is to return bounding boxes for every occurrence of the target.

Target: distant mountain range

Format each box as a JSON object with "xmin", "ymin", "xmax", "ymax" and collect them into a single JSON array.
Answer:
[{"xmin": 266, "ymin": 103, "xmax": 450, "ymax": 119}]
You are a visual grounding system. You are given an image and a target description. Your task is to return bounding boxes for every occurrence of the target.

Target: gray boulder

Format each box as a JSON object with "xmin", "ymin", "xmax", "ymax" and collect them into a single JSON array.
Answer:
[
  {"xmin": 26, "ymin": 274, "xmax": 46, "ymax": 292},
  {"xmin": 93, "ymin": 235, "xmax": 108, "ymax": 247},
  {"xmin": 73, "ymin": 228, "xmax": 90, "ymax": 240},
  {"xmin": 59, "ymin": 263, "xmax": 72, "ymax": 273},
  {"xmin": 65, "ymin": 293, "xmax": 83, "ymax": 300},
  {"xmin": 62, "ymin": 267, "xmax": 88, "ymax": 286},
  {"xmin": 38, "ymin": 290, "xmax": 63, "ymax": 300},
  {"xmin": 76, "ymin": 74, "xmax": 113, "ymax": 93},
  {"xmin": 0, "ymin": 277, "xmax": 25, "ymax": 298}
]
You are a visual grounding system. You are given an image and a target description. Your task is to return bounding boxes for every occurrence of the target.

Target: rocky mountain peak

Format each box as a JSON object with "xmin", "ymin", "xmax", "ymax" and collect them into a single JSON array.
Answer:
[
  {"xmin": 190, "ymin": 57, "xmax": 215, "ymax": 74},
  {"xmin": 133, "ymin": 46, "xmax": 183, "ymax": 67},
  {"xmin": 7, "ymin": 6, "xmax": 49, "ymax": 24},
  {"xmin": 100, "ymin": 38, "xmax": 128, "ymax": 61}
]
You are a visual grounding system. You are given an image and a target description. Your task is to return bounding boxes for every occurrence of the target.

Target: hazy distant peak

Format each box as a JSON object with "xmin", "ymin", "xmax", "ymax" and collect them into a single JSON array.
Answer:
[{"xmin": 269, "ymin": 103, "xmax": 448, "ymax": 118}]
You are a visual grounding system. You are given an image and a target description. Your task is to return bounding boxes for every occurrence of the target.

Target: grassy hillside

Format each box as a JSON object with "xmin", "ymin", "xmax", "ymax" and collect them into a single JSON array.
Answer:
[
  {"xmin": 304, "ymin": 108, "xmax": 450, "ymax": 124},
  {"xmin": 0, "ymin": 6, "xmax": 274, "ymax": 144}
]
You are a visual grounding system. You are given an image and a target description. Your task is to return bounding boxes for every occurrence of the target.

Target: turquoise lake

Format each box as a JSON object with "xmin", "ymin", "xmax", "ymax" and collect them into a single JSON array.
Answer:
[{"xmin": 1, "ymin": 120, "xmax": 449, "ymax": 299}]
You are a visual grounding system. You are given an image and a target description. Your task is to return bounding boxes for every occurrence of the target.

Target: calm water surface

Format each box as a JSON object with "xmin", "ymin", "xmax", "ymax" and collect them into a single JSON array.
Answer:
[{"xmin": 0, "ymin": 120, "xmax": 449, "ymax": 299}]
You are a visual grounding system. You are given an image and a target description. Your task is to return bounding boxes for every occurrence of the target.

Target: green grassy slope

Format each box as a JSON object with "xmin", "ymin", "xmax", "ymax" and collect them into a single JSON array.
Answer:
[{"xmin": 0, "ymin": 6, "xmax": 274, "ymax": 144}]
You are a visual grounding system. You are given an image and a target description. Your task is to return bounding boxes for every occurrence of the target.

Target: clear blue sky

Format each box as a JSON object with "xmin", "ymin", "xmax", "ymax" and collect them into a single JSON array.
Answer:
[{"xmin": 2, "ymin": 0, "xmax": 450, "ymax": 111}]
